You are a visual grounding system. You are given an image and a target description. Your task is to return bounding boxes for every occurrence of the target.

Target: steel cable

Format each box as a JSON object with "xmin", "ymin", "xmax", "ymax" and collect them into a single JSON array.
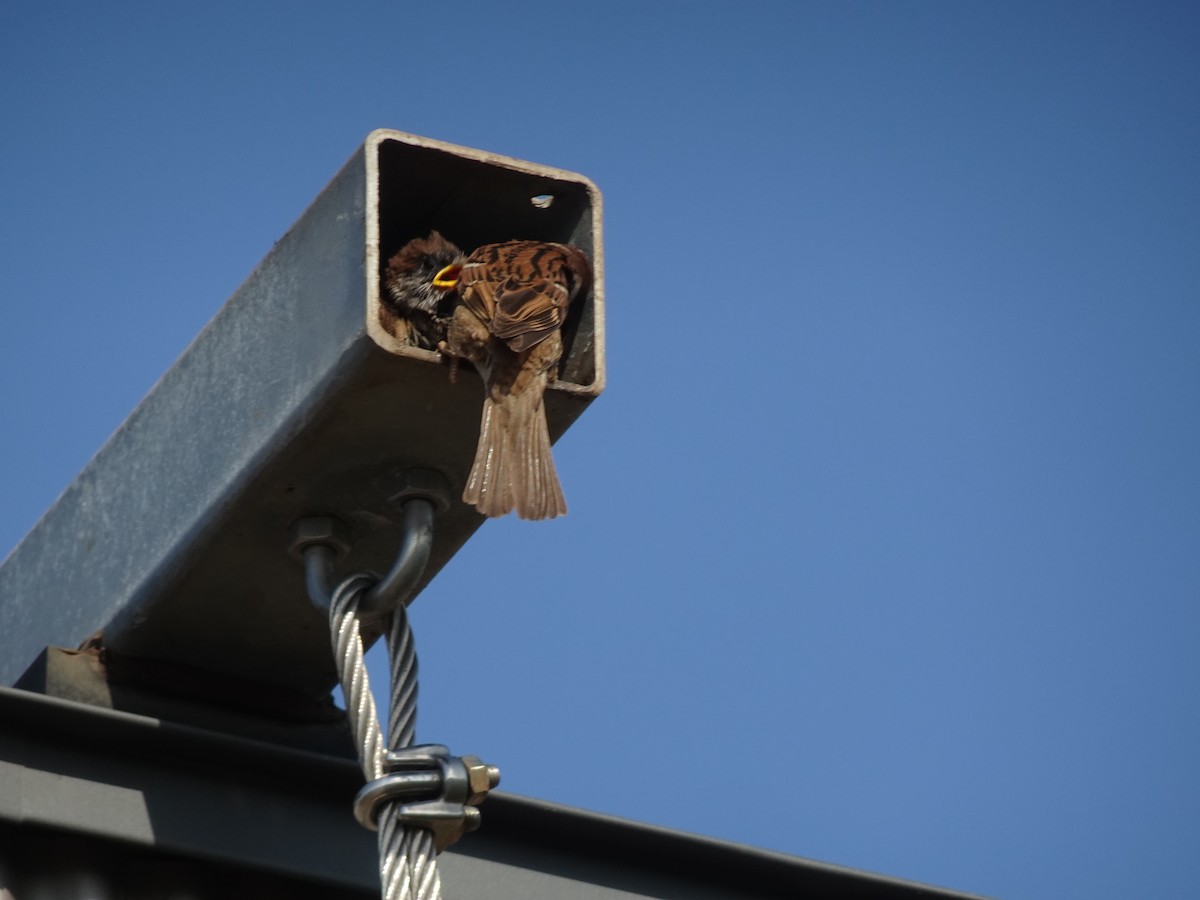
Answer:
[{"xmin": 329, "ymin": 575, "xmax": 442, "ymax": 900}]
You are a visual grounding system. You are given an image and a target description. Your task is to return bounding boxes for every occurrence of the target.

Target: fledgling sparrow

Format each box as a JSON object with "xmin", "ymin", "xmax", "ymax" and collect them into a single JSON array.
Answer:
[
  {"xmin": 436, "ymin": 240, "xmax": 592, "ymax": 520},
  {"xmin": 381, "ymin": 231, "xmax": 465, "ymax": 350}
]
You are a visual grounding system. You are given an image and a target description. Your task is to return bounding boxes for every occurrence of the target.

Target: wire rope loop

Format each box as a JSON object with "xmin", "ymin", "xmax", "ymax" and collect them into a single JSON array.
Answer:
[
  {"xmin": 326, "ymin": 570, "xmax": 444, "ymax": 900},
  {"xmin": 328, "ymin": 572, "xmax": 386, "ymax": 780}
]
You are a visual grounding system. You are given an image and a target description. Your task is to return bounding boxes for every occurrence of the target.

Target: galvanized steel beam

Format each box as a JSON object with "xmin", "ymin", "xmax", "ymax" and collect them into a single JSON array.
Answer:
[
  {"xmin": 0, "ymin": 131, "xmax": 605, "ymax": 696},
  {"xmin": 0, "ymin": 687, "xmax": 987, "ymax": 900}
]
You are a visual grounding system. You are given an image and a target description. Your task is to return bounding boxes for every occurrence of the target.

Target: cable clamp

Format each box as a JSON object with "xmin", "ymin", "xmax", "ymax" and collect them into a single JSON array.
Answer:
[{"xmin": 353, "ymin": 744, "xmax": 501, "ymax": 852}]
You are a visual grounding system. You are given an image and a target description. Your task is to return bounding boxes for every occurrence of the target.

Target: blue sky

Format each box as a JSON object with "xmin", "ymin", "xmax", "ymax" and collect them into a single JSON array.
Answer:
[{"xmin": 3, "ymin": 3, "xmax": 1199, "ymax": 898}]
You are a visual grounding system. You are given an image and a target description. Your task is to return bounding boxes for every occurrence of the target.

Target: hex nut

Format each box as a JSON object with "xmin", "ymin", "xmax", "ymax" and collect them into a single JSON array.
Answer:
[
  {"xmin": 388, "ymin": 468, "xmax": 453, "ymax": 516},
  {"xmin": 288, "ymin": 515, "xmax": 351, "ymax": 562},
  {"xmin": 461, "ymin": 755, "xmax": 501, "ymax": 806}
]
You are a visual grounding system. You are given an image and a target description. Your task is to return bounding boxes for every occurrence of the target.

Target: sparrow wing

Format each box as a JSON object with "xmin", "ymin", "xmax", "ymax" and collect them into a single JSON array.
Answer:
[
  {"xmin": 458, "ymin": 267, "xmax": 497, "ymax": 323},
  {"xmin": 459, "ymin": 241, "xmax": 589, "ymax": 352},
  {"xmin": 490, "ymin": 278, "xmax": 571, "ymax": 352}
]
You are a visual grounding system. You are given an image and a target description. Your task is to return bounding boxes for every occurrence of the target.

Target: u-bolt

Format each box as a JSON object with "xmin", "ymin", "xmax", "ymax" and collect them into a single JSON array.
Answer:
[{"xmin": 291, "ymin": 472, "xmax": 448, "ymax": 616}]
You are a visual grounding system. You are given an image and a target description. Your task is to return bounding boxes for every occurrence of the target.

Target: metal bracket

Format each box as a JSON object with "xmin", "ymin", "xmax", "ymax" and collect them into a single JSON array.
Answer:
[
  {"xmin": 291, "ymin": 469, "xmax": 451, "ymax": 617},
  {"xmin": 352, "ymin": 744, "xmax": 501, "ymax": 852}
]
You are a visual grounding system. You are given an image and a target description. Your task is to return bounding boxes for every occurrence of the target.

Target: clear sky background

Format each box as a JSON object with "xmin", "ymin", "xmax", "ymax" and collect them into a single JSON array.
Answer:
[{"xmin": 3, "ymin": 3, "xmax": 1199, "ymax": 898}]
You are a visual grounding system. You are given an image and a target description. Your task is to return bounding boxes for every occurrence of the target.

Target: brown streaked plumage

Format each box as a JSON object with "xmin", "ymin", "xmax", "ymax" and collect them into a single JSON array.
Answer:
[
  {"xmin": 439, "ymin": 240, "xmax": 592, "ymax": 520},
  {"xmin": 381, "ymin": 231, "xmax": 465, "ymax": 350}
]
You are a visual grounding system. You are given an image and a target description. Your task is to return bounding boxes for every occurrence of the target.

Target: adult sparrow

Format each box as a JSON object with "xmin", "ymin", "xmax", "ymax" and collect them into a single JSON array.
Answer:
[
  {"xmin": 381, "ymin": 231, "xmax": 465, "ymax": 350},
  {"xmin": 436, "ymin": 240, "xmax": 592, "ymax": 520}
]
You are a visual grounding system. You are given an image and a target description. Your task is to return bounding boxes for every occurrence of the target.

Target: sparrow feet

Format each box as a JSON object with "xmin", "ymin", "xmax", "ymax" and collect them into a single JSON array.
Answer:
[{"xmin": 436, "ymin": 341, "xmax": 461, "ymax": 384}]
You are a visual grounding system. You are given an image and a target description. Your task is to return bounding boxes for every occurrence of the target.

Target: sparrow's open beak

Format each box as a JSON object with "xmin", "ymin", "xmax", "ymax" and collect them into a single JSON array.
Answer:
[{"xmin": 432, "ymin": 263, "xmax": 463, "ymax": 289}]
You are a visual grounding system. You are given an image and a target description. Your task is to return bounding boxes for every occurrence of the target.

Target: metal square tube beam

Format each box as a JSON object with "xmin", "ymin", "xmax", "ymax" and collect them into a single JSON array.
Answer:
[{"xmin": 0, "ymin": 131, "xmax": 605, "ymax": 697}]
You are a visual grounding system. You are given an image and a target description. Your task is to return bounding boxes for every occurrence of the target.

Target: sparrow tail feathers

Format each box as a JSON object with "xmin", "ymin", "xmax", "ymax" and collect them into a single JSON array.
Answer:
[{"xmin": 463, "ymin": 385, "xmax": 566, "ymax": 520}]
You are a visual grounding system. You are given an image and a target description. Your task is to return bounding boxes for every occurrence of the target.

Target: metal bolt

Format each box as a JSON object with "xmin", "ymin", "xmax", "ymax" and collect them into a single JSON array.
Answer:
[
  {"xmin": 462, "ymin": 806, "xmax": 483, "ymax": 833},
  {"xmin": 288, "ymin": 515, "xmax": 351, "ymax": 562},
  {"xmin": 461, "ymin": 755, "xmax": 501, "ymax": 806}
]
